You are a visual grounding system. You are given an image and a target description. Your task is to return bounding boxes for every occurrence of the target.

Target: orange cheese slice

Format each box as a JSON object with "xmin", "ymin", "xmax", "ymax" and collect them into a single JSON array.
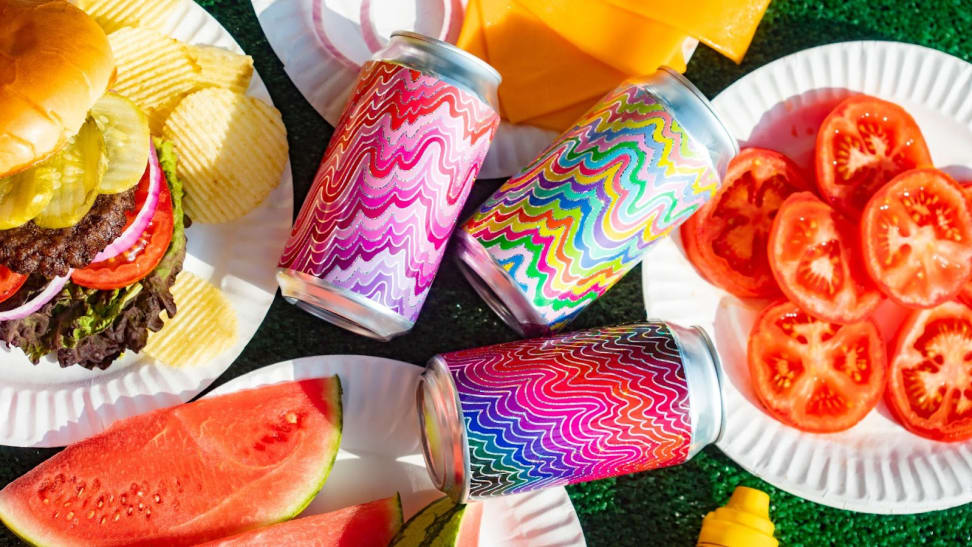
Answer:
[
  {"xmin": 523, "ymin": 99, "xmax": 593, "ymax": 132},
  {"xmin": 478, "ymin": 0, "xmax": 626, "ymax": 123},
  {"xmin": 515, "ymin": 0, "xmax": 689, "ymax": 75},
  {"xmin": 521, "ymin": 43, "xmax": 692, "ymax": 131},
  {"xmin": 601, "ymin": 0, "xmax": 771, "ymax": 63},
  {"xmin": 457, "ymin": 0, "xmax": 489, "ymax": 61}
]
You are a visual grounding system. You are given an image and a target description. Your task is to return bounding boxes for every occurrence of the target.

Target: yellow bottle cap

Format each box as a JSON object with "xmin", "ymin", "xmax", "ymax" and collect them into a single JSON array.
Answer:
[{"xmin": 697, "ymin": 486, "xmax": 778, "ymax": 547}]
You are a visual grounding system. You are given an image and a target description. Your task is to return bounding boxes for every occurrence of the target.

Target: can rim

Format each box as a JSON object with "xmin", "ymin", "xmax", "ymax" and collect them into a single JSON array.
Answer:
[
  {"xmin": 454, "ymin": 230, "xmax": 552, "ymax": 337},
  {"xmin": 417, "ymin": 357, "xmax": 472, "ymax": 502},
  {"xmin": 691, "ymin": 325, "xmax": 727, "ymax": 444},
  {"xmin": 391, "ymin": 30, "xmax": 502, "ymax": 85},
  {"xmin": 659, "ymin": 66, "xmax": 739, "ymax": 156},
  {"xmin": 276, "ymin": 269, "xmax": 414, "ymax": 340}
]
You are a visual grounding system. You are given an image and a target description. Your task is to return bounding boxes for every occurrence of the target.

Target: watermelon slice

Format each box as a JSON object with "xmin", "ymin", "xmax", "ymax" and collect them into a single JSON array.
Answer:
[
  {"xmin": 0, "ymin": 378, "xmax": 343, "ymax": 546},
  {"xmin": 198, "ymin": 494, "xmax": 403, "ymax": 546},
  {"xmin": 390, "ymin": 496, "xmax": 483, "ymax": 546}
]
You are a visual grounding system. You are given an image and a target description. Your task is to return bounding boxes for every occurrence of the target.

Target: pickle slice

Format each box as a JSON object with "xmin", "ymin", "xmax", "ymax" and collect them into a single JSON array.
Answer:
[
  {"xmin": 91, "ymin": 92, "xmax": 151, "ymax": 194},
  {"xmin": 33, "ymin": 118, "xmax": 107, "ymax": 229},
  {"xmin": 0, "ymin": 167, "xmax": 57, "ymax": 229}
]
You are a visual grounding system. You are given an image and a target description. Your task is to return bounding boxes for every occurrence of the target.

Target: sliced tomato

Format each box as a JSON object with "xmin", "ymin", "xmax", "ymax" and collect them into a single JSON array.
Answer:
[
  {"xmin": 768, "ymin": 192, "xmax": 882, "ymax": 323},
  {"xmin": 887, "ymin": 301, "xmax": 972, "ymax": 441},
  {"xmin": 748, "ymin": 300, "xmax": 886, "ymax": 433},
  {"xmin": 861, "ymin": 169, "xmax": 972, "ymax": 309},
  {"xmin": 0, "ymin": 266, "xmax": 27, "ymax": 305},
  {"xmin": 71, "ymin": 180, "xmax": 174, "ymax": 291},
  {"xmin": 815, "ymin": 95, "xmax": 932, "ymax": 218},
  {"xmin": 680, "ymin": 148, "xmax": 808, "ymax": 299},
  {"xmin": 957, "ymin": 183, "xmax": 972, "ymax": 307}
]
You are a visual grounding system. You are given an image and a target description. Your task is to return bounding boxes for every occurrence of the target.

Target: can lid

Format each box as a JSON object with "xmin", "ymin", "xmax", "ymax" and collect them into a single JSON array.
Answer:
[
  {"xmin": 384, "ymin": 31, "xmax": 501, "ymax": 110},
  {"xmin": 697, "ymin": 487, "xmax": 778, "ymax": 547},
  {"xmin": 417, "ymin": 357, "xmax": 470, "ymax": 502}
]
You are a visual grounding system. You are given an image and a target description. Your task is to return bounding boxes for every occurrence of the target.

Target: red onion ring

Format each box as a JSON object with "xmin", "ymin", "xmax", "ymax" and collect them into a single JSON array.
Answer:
[
  {"xmin": 312, "ymin": 0, "xmax": 360, "ymax": 69},
  {"xmin": 360, "ymin": 0, "xmax": 384, "ymax": 53},
  {"xmin": 0, "ymin": 274, "xmax": 70, "ymax": 322},
  {"xmin": 440, "ymin": 0, "xmax": 464, "ymax": 42},
  {"xmin": 92, "ymin": 144, "xmax": 162, "ymax": 263}
]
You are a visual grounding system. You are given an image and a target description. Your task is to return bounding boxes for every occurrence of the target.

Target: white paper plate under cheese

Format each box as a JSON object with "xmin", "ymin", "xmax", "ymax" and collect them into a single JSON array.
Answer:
[
  {"xmin": 209, "ymin": 355, "xmax": 587, "ymax": 546},
  {"xmin": 250, "ymin": 0, "xmax": 560, "ymax": 179},
  {"xmin": 0, "ymin": 0, "xmax": 293, "ymax": 448},
  {"xmin": 642, "ymin": 41, "xmax": 972, "ymax": 514}
]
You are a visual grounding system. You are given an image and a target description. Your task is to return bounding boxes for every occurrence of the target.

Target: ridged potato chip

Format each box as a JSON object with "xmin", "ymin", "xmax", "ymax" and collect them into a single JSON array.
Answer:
[
  {"xmin": 107, "ymin": 27, "xmax": 199, "ymax": 134},
  {"xmin": 185, "ymin": 44, "xmax": 254, "ymax": 94},
  {"xmin": 143, "ymin": 272, "xmax": 237, "ymax": 368},
  {"xmin": 162, "ymin": 88, "xmax": 288, "ymax": 223},
  {"xmin": 75, "ymin": 0, "xmax": 183, "ymax": 33}
]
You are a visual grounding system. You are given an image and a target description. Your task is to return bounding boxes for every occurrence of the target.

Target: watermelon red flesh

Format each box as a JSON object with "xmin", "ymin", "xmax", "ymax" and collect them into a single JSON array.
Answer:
[
  {"xmin": 198, "ymin": 493, "xmax": 404, "ymax": 547},
  {"xmin": 0, "ymin": 378, "xmax": 343, "ymax": 547},
  {"xmin": 457, "ymin": 502, "xmax": 483, "ymax": 547}
]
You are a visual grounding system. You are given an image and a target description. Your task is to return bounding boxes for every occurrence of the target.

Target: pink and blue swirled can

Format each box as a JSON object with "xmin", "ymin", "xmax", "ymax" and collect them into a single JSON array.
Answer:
[
  {"xmin": 277, "ymin": 32, "xmax": 501, "ymax": 340},
  {"xmin": 417, "ymin": 322, "xmax": 725, "ymax": 500}
]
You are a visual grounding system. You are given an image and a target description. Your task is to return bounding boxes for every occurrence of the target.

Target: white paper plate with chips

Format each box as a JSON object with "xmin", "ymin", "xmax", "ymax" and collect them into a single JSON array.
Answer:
[
  {"xmin": 209, "ymin": 355, "xmax": 587, "ymax": 546},
  {"xmin": 642, "ymin": 41, "xmax": 972, "ymax": 513},
  {"xmin": 0, "ymin": 0, "xmax": 293, "ymax": 448}
]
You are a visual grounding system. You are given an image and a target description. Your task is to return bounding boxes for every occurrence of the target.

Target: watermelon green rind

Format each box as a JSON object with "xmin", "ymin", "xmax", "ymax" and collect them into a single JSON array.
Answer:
[
  {"xmin": 198, "ymin": 492, "xmax": 404, "ymax": 546},
  {"xmin": 0, "ymin": 508, "xmax": 39, "ymax": 547},
  {"xmin": 0, "ymin": 377, "xmax": 345, "ymax": 546},
  {"xmin": 280, "ymin": 376, "xmax": 344, "ymax": 521},
  {"xmin": 390, "ymin": 496, "xmax": 467, "ymax": 547},
  {"xmin": 390, "ymin": 491, "xmax": 405, "ymax": 536}
]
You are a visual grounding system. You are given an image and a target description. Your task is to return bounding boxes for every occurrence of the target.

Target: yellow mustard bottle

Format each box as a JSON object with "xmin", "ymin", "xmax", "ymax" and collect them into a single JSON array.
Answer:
[{"xmin": 697, "ymin": 486, "xmax": 778, "ymax": 547}]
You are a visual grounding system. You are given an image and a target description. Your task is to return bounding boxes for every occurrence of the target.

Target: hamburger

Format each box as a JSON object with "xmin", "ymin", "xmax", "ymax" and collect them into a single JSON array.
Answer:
[{"xmin": 0, "ymin": 0, "xmax": 187, "ymax": 369}]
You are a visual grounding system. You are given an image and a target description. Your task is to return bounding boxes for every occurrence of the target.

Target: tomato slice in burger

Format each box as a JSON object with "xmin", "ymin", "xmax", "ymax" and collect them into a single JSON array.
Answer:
[
  {"xmin": 861, "ymin": 169, "xmax": 972, "ymax": 308},
  {"xmin": 71, "ymin": 180, "xmax": 174, "ymax": 291},
  {"xmin": 0, "ymin": 266, "xmax": 27, "ymax": 305},
  {"xmin": 680, "ymin": 148, "xmax": 808, "ymax": 299},
  {"xmin": 887, "ymin": 301, "xmax": 972, "ymax": 442},
  {"xmin": 748, "ymin": 300, "xmax": 886, "ymax": 433},
  {"xmin": 815, "ymin": 95, "xmax": 932, "ymax": 218},
  {"xmin": 768, "ymin": 192, "xmax": 882, "ymax": 323}
]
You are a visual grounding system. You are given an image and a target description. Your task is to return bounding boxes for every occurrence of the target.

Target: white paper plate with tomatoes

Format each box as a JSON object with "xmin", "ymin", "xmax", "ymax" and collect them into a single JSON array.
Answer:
[{"xmin": 642, "ymin": 41, "xmax": 972, "ymax": 513}]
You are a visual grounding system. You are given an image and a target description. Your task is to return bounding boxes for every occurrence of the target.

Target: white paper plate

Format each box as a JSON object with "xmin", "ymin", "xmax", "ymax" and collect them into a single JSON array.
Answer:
[
  {"xmin": 0, "ymin": 0, "xmax": 294, "ymax": 448},
  {"xmin": 250, "ymin": 0, "xmax": 559, "ymax": 179},
  {"xmin": 642, "ymin": 41, "xmax": 972, "ymax": 514},
  {"xmin": 209, "ymin": 355, "xmax": 587, "ymax": 546}
]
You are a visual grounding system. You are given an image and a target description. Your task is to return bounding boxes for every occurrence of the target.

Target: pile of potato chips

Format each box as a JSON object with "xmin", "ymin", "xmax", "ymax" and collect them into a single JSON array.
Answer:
[
  {"xmin": 144, "ymin": 272, "xmax": 239, "ymax": 368},
  {"xmin": 74, "ymin": 0, "xmax": 292, "ymax": 367},
  {"xmin": 81, "ymin": 0, "xmax": 289, "ymax": 225}
]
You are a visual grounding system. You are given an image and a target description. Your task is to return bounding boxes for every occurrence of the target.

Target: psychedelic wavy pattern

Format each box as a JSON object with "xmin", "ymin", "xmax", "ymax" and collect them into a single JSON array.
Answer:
[
  {"xmin": 441, "ymin": 323, "xmax": 693, "ymax": 497},
  {"xmin": 461, "ymin": 78, "xmax": 721, "ymax": 331},
  {"xmin": 279, "ymin": 60, "xmax": 499, "ymax": 321}
]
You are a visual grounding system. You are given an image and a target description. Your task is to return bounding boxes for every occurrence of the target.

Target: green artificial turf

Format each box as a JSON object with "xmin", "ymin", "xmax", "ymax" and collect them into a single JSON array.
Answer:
[{"xmin": 2, "ymin": 1, "xmax": 972, "ymax": 545}]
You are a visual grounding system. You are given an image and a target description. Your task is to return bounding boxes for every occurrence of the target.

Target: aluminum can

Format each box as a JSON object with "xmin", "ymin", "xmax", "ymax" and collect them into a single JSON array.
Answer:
[
  {"xmin": 277, "ymin": 31, "xmax": 501, "ymax": 341},
  {"xmin": 455, "ymin": 68, "xmax": 737, "ymax": 336},
  {"xmin": 417, "ymin": 322, "xmax": 725, "ymax": 501}
]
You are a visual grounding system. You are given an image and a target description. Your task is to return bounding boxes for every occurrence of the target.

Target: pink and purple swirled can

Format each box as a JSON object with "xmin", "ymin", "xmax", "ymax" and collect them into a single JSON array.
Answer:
[
  {"xmin": 417, "ymin": 322, "xmax": 725, "ymax": 501},
  {"xmin": 277, "ymin": 31, "xmax": 501, "ymax": 340}
]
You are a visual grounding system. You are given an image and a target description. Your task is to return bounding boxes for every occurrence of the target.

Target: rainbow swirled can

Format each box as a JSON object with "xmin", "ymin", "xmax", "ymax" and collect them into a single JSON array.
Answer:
[
  {"xmin": 456, "ymin": 69, "xmax": 736, "ymax": 336},
  {"xmin": 418, "ymin": 322, "xmax": 724, "ymax": 500},
  {"xmin": 277, "ymin": 32, "xmax": 500, "ymax": 340}
]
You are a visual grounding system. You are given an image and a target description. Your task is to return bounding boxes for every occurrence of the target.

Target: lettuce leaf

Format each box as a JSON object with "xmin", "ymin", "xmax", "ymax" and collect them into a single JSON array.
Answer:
[{"xmin": 0, "ymin": 140, "xmax": 188, "ymax": 369}]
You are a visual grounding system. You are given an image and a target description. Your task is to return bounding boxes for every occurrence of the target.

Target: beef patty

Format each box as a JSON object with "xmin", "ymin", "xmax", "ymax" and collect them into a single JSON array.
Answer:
[{"xmin": 0, "ymin": 188, "xmax": 136, "ymax": 278}]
